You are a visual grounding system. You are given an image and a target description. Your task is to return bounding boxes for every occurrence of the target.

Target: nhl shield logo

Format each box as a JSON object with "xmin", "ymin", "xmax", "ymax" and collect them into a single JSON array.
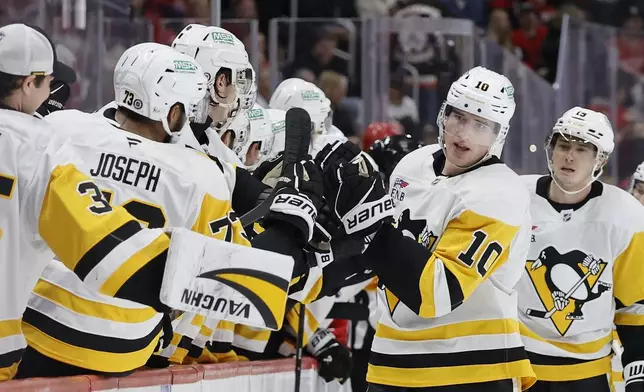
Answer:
[{"xmin": 525, "ymin": 246, "xmax": 611, "ymax": 336}]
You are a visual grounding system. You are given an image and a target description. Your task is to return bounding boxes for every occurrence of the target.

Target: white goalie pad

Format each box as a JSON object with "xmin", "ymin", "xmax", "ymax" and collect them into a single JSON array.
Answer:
[{"xmin": 160, "ymin": 228, "xmax": 294, "ymax": 330}]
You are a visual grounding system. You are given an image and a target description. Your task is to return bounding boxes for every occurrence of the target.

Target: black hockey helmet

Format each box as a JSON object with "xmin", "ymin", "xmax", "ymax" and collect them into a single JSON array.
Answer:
[{"xmin": 369, "ymin": 134, "xmax": 423, "ymax": 180}]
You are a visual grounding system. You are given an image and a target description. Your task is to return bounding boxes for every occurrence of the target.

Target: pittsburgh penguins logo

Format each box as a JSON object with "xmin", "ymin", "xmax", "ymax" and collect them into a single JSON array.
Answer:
[
  {"xmin": 396, "ymin": 209, "xmax": 438, "ymax": 250},
  {"xmin": 525, "ymin": 246, "xmax": 612, "ymax": 336}
]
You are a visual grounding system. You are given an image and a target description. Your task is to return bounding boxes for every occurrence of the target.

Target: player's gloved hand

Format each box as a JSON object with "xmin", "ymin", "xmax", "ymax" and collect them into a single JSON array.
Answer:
[
  {"xmin": 307, "ymin": 328, "xmax": 352, "ymax": 384},
  {"xmin": 315, "ymin": 140, "xmax": 361, "ymax": 171},
  {"xmin": 582, "ymin": 255, "xmax": 601, "ymax": 275},
  {"xmin": 322, "ymin": 162, "xmax": 395, "ymax": 238},
  {"xmin": 551, "ymin": 291, "xmax": 569, "ymax": 311},
  {"xmin": 263, "ymin": 159, "xmax": 322, "ymax": 244},
  {"xmin": 311, "ymin": 199, "xmax": 342, "ymax": 244},
  {"xmin": 252, "ymin": 152, "xmax": 283, "ymax": 187},
  {"xmin": 35, "ymin": 79, "xmax": 73, "ymax": 117},
  {"xmin": 624, "ymin": 360, "xmax": 644, "ymax": 391}
]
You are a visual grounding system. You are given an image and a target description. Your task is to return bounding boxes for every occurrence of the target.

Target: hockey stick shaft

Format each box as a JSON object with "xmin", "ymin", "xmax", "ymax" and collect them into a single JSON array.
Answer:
[
  {"xmin": 294, "ymin": 303, "xmax": 306, "ymax": 392},
  {"xmin": 527, "ymin": 269, "xmax": 593, "ymax": 318},
  {"xmin": 240, "ymin": 108, "xmax": 312, "ymax": 228}
]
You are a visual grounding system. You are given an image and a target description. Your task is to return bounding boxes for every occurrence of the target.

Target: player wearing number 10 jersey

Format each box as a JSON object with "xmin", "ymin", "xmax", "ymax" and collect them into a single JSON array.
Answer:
[
  {"xmin": 363, "ymin": 67, "xmax": 536, "ymax": 391},
  {"xmin": 14, "ymin": 45, "xmax": 268, "ymax": 378}
]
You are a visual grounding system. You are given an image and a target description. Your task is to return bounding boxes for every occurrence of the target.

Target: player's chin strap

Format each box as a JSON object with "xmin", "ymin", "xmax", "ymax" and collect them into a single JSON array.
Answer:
[
  {"xmin": 624, "ymin": 360, "xmax": 644, "ymax": 390},
  {"xmin": 548, "ymin": 161, "xmax": 603, "ymax": 196}
]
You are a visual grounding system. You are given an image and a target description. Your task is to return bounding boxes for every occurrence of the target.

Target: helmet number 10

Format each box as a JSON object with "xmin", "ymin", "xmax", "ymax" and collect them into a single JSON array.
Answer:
[{"xmin": 475, "ymin": 81, "xmax": 489, "ymax": 92}]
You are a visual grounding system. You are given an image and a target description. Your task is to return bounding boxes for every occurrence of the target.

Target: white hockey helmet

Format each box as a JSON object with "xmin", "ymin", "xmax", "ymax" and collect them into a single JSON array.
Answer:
[
  {"xmin": 546, "ymin": 106, "xmax": 614, "ymax": 194},
  {"xmin": 262, "ymin": 108, "xmax": 287, "ymax": 164},
  {"xmin": 113, "ymin": 44, "xmax": 209, "ymax": 139},
  {"xmin": 113, "ymin": 42, "xmax": 167, "ymax": 86},
  {"xmin": 172, "ymin": 24, "xmax": 252, "ymax": 106},
  {"xmin": 269, "ymin": 78, "xmax": 333, "ymax": 136},
  {"xmin": 232, "ymin": 104, "xmax": 275, "ymax": 171},
  {"xmin": 629, "ymin": 162, "xmax": 644, "ymax": 193},
  {"xmin": 437, "ymin": 66, "xmax": 516, "ymax": 160}
]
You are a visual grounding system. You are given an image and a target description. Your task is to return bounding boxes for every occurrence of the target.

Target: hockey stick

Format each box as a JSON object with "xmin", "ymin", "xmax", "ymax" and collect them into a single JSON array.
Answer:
[
  {"xmin": 294, "ymin": 303, "xmax": 306, "ymax": 392},
  {"xmin": 525, "ymin": 269, "xmax": 593, "ymax": 319},
  {"xmin": 240, "ymin": 107, "xmax": 312, "ymax": 228}
]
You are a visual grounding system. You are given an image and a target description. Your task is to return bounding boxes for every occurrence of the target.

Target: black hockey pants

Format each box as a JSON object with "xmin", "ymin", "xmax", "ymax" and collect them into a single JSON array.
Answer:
[{"xmin": 526, "ymin": 374, "xmax": 611, "ymax": 392}]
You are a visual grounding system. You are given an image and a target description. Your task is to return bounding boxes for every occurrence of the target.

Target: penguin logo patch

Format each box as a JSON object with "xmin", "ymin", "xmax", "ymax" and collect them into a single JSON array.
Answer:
[
  {"xmin": 525, "ymin": 246, "xmax": 612, "ymax": 336},
  {"xmin": 396, "ymin": 209, "xmax": 438, "ymax": 250}
]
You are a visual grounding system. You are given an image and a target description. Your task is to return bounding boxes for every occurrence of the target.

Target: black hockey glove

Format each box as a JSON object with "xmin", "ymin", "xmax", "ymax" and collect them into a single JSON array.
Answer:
[
  {"xmin": 263, "ymin": 159, "xmax": 323, "ymax": 244},
  {"xmin": 35, "ymin": 79, "xmax": 72, "ymax": 117},
  {"xmin": 625, "ymin": 360, "xmax": 644, "ymax": 391},
  {"xmin": 315, "ymin": 140, "xmax": 361, "ymax": 171},
  {"xmin": 307, "ymin": 328, "xmax": 352, "ymax": 384},
  {"xmin": 252, "ymin": 152, "xmax": 284, "ymax": 187},
  {"xmin": 322, "ymin": 162, "xmax": 395, "ymax": 238}
]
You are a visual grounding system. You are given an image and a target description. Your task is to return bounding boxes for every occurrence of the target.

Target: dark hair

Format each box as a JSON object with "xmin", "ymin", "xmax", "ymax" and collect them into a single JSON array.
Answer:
[
  {"xmin": 117, "ymin": 102, "xmax": 185, "ymax": 125},
  {"xmin": 549, "ymin": 133, "xmax": 598, "ymax": 153},
  {"xmin": 0, "ymin": 72, "xmax": 47, "ymax": 102},
  {"xmin": 116, "ymin": 105, "xmax": 156, "ymax": 125}
]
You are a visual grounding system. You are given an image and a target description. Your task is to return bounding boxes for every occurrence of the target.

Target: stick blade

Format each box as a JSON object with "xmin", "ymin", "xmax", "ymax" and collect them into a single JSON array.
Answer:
[
  {"xmin": 283, "ymin": 107, "xmax": 312, "ymax": 167},
  {"xmin": 525, "ymin": 308, "xmax": 548, "ymax": 318}
]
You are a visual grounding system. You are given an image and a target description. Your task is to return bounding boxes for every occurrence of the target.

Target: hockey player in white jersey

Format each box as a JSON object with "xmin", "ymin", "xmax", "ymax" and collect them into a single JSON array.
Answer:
[
  {"xmin": 231, "ymin": 104, "xmax": 275, "ymax": 171},
  {"xmin": 516, "ymin": 107, "xmax": 644, "ymax": 392},
  {"xmin": 628, "ymin": 162, "xmax": 644, "ymax": 205},
  {"xmin": 16, "ymin": 44, "xmax": 321, "ymax": 378},
  {"xmin": 269, "ymin": 78, "xmax": 346, "ymax": 157},
  {"xmin": 311, "ymin": 66, "xmax": 536, "ymax": 391},
  {"xmin": 0, "ymin": 24, "xmax": 286, "ymax": 381},
  {"xmin": 172, "ymin": 24, "xmax": 253, "ymax": 156}
]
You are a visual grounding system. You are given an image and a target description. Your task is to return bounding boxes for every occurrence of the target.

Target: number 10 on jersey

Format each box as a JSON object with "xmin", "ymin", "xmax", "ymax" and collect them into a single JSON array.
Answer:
[{"xmin": 457, "ymin": 230, "xmax": 503, "ymax": 277}]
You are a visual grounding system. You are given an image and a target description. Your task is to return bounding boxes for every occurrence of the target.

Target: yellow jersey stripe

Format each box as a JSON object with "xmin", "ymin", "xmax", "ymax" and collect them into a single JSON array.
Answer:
[
  {"xmin": 22, "ymin": 314, "xmax": 162, "ymax": 373},
  {"xmin": 368, "ymin": 358, "xmax": 535, "ymax": 389},
  {"xmin": 376, "ymin": 318, "xmax": 519, "ymax": 341},
  {"xmin": 0, "ymin": 320, "xmax": 22, "ymax": 340},
  {"xmin": 528, "ymin": 355, "xmax": 612, "ymax": 381},
  {"xmin": 99, "ymin": 234, "xmax": 169, "ymax": 296},
  {"xmin": 615, "ymin": 312, "xmax": 644, "ymax": 326},
  {"xmin": 519, "ymin": 323, "xmax": 612, "ymax": 355},
  {"xmin": 0, "ymin": 360, "xmax": 20, "ymax": 382},
  {"xmin": 32, "ymin": 279, "xmax": 157, "ymax": 324}
]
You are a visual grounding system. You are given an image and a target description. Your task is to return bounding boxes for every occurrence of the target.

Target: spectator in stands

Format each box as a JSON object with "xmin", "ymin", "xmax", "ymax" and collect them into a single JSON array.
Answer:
[
  {"xmin": 388, "ymin": 0, "xmax": 453, "ymax": 128},
  {"xmin": 283, "ymin": 26, "xmax": 348, "ymax": 80},
  {"xmin": 487, "ymin": 8, "xmax": 522, "ymax": 57},
  {"xmin": 318, "ymin": 70, "xmax": 357, "ymax": 139},
  {"xmin": 539, "ymin": 1, "xmax": 586, "ymax": 82},
  {"xmin": 387, "ymin": 73, "xmax": 420, "ymax": 140},
  {"xmin": 585, "ymin": 0, "xmax": 632, "ymax": 27},
  {"xmin": 294, "ymin": 69, "xmax": 317, "ymax": 83},
  {"xmin": 130, "ymin": 0, "xmax": 186, "ymax": 43},
  {"xmin": 355, "ymin": 0, "xmax": 389, "ymax": 17},
  {"xmin": 526, "ymin": 0, "xmax": 558, "ymax": 24},
  {"xmin": 617, "ymin": 6, "xmax": 644, "ymax": 76},
  {"xmin": 257, "ymin": 65, "xmax": 270, "ymax": 107},
  {"xmin": 512, "ymin": 2, "xmax": 548, "ymax": 70},
  {"xmin": 440, "ymin": 0, "xmax": 488, "ymax": 28}
]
